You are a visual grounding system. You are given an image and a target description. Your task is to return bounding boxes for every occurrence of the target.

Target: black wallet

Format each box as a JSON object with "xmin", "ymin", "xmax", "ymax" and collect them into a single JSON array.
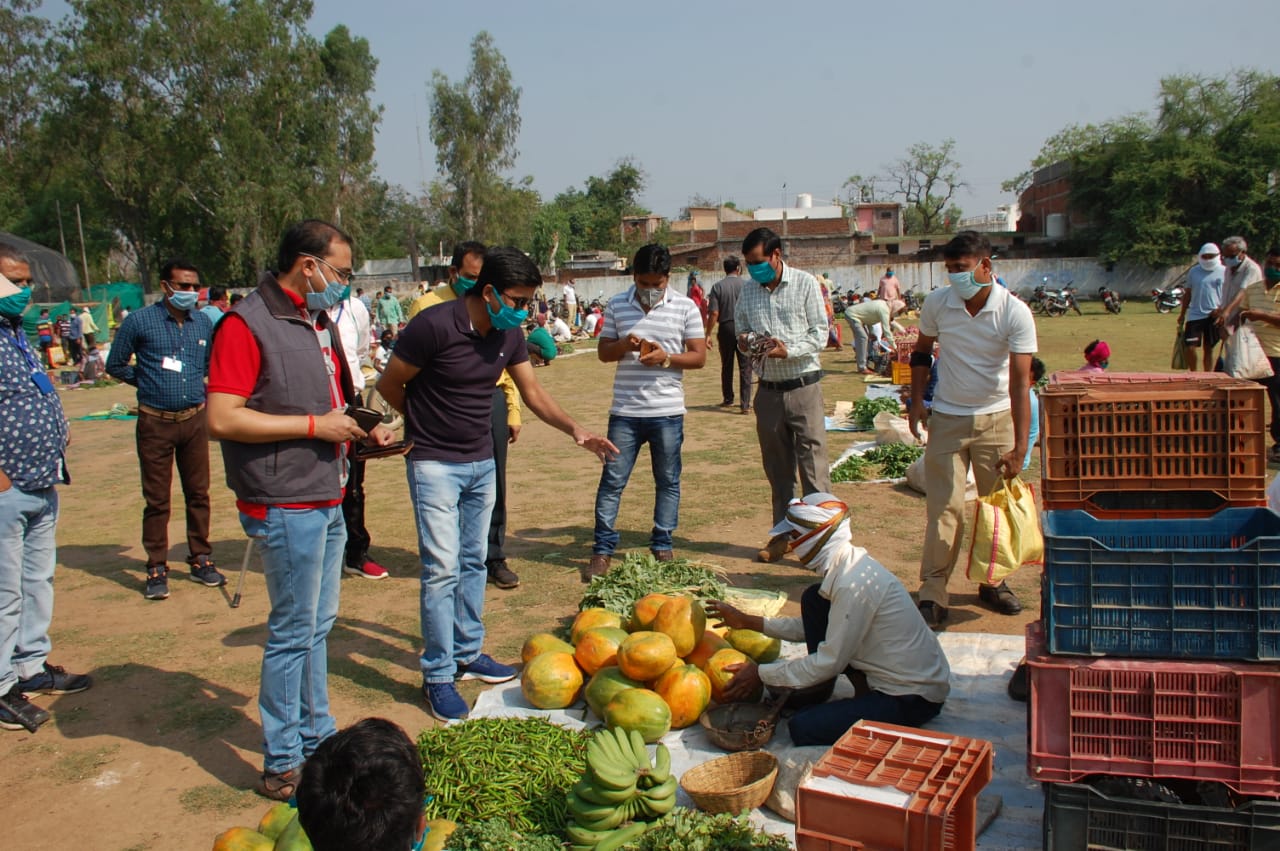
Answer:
[{"xmin": 345, "ymin": 404, "xmax": 384, "ymax": 433}]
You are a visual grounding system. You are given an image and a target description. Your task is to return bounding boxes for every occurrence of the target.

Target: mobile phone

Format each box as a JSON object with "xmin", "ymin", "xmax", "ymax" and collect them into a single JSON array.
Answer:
[{"xmin": 345, "ymin": 405, "xmax": 383, "ymax": 433}]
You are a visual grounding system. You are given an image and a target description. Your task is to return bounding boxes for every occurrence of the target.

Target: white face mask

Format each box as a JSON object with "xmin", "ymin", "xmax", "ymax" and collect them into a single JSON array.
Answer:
[{"xmin": 1199, "ymin": 256, "xmax": 1221, "ymax": 272}]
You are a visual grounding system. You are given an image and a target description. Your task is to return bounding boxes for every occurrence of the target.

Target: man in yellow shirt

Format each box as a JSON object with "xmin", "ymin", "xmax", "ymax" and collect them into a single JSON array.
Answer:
[{"xmin": 407, "ymin": 242, "xmax": 523, "ymax": 589}]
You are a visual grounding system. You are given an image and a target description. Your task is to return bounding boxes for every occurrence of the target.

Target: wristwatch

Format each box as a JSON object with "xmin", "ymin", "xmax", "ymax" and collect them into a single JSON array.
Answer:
[{"xmin": 662, "ymin": 355, "xmax": 672, "ymax": 369}]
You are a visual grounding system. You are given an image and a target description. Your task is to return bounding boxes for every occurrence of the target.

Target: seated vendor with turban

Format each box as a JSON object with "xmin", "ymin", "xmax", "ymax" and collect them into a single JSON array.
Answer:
[{"xmin": 707, "ymin": 493, "xmax": 951, "ymax": 746}]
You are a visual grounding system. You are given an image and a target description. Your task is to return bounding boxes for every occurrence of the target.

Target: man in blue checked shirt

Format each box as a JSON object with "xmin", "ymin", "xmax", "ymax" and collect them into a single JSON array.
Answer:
[
  {"xmin": 0, "ymin": 258, "xmax": 91, "ymax": 733},
  {"xmin": 107, "ymin": 259, "xmax": 223, "ymax": 601}
]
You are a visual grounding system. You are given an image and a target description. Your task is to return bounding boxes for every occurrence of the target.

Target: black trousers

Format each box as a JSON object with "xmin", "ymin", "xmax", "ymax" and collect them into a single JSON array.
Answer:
[
  {"xmin": 717, "ymin": 321, "xmax": 751, "ymax": 407},
  {"xmin": 487, "ymin": 387, "xmax": 509, "ymax": 564},
  {"xmin": 342, "ymin": 454, "xmax": 370, "ymax": 568}
]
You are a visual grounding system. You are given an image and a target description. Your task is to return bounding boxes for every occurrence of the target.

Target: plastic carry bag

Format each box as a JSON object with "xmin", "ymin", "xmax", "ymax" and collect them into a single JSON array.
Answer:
[
  {"xmin": 1223, "ymin": 322, "xmax": 1274, "ymax": 380},
  {"xmin": 965, "ymin": 476, "xmax": 1043, "ymax": 586},
  {"xmin": 1171, "ymin": 323, "xmax": 1187, "ymax": 370}
]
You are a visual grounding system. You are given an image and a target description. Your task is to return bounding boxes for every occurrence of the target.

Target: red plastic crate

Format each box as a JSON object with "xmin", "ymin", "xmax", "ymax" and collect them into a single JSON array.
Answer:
[
  {"xmin": 796, "ymin": 721, "xmax": 994, "ymax": 851},
  {"xmin": 1026, "ymin": 622, "xmax": 1280, "ymax": 796},
  {"xmin": 1040, "ymin": 373, "xmax": 1267, "ymax": 511}
]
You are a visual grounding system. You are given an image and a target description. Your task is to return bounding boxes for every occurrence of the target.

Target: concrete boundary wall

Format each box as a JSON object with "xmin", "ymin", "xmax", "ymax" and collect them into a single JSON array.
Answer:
[{"xmin": 570, "ymin": 257, "xmax": 1188, "ymax": 306}]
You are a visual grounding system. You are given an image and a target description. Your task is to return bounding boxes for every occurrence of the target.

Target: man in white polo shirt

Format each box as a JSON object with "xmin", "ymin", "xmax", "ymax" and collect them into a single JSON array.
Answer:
[
  {"xmin": 586, "ymin": 244, "xmax": 706, "ymax": 579},
  {"xmin": 908, "ymin": 231, "xmax": 1037, "ymax": 629}
]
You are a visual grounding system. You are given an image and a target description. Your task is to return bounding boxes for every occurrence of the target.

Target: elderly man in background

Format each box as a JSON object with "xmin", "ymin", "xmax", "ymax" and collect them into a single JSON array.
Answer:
[{"xmin": 1216, "ymin": 236, "xmax": 1264, "ymax": 337}]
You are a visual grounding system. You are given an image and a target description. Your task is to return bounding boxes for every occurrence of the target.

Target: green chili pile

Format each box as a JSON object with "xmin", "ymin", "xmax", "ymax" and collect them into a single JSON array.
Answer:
[
  {"xmin": 830, "ymin": 443, "xmax": 923, "ymax": 482},
  {"xmin": 417, "ymin": 717, "xmax": 589, "ymax": 834},
  {"xmin": 851, "ymin": 396, "xmax": 902, "ymax": 429}
]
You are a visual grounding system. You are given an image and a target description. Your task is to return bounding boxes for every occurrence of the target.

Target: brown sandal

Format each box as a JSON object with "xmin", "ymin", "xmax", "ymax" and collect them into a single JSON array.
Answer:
[{"xmin": 255, "ymin": 767, "xmax": 299, "ymax": 801}]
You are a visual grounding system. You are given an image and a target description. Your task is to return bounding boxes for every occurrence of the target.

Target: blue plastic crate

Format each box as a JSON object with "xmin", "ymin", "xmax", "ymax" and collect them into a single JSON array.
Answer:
[{"xmin": 1043, "ymin": 508, "xmax": 1280, "ymax": 660}]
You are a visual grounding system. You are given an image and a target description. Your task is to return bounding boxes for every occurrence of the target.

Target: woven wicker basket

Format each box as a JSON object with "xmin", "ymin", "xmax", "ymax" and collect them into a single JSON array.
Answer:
[{"xmin": 679, "ymin": 750, "xmax": 778, "ymax": 814}]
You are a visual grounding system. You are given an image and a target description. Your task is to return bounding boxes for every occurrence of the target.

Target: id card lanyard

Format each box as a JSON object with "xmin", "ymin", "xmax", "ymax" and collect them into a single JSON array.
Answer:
[{"xmin": 2, "ymin": 323, "xmax": 55, "ymax": 394}]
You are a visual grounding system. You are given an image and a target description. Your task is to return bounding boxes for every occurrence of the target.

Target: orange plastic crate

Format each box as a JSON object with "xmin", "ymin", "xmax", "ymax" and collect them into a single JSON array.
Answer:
[
  {"xmin": 796, "ymin": 721, "xmax": 994, "ymax": 851},
  {"xmin": 1026, "ymin": 621, "xmax": 1280, "ymax": 797},
  {"xmin": 1040, "ymin": 373, "xmax": 1267, "ymax": 511}
]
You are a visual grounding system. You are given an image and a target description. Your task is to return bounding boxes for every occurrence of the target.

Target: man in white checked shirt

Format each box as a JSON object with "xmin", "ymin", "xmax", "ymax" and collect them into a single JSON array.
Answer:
[
  {"xmin": 585, "ymin": 244, "xmax": 706, "ymax": 580},
  {"xmin": 735, "ymin": 227, "xmax": 832, "ymax": 563}
]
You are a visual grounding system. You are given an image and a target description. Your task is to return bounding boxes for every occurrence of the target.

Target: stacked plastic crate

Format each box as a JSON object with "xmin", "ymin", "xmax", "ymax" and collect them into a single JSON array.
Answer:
[{"xmin": 1029, "ymin": 372, "xmax": 1280, "ymax": 849}]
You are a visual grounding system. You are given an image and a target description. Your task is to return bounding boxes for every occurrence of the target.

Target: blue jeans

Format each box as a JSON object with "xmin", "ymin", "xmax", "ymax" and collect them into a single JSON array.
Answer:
[
  {"xmin": 593, "ymin": 415, "xmax": 684, "ymax": 556},
  {"xmin": 788, "ymin": 583, "xmax": 944, "ymax": 746},
  {"xmin": 240, "ymin": 505, "xmax": 345, "ymax": 774},
  {"xmin": 0, "ymin": 486, "xmax": 58, "ymax": 694},
  {"xmin": 406, "ymin": 459, "xmax": 496, "ymax": 684}
]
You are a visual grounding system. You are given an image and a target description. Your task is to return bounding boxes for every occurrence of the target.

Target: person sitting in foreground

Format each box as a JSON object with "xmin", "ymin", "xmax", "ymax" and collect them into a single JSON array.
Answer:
[
  {"xmin": 296, "ymin": 717, "xmax": 429, "ymax": 851},
  {"xmin": 707, "ymin": 493, "xmax": 951, "ymax": 746},
  {"xmin": 1079, "ymin": 339, "xmax": 1109, "ymax": 372},
  {"xmin": 527, "ymin": 313, "xmax": 559, "ymax": 367}
]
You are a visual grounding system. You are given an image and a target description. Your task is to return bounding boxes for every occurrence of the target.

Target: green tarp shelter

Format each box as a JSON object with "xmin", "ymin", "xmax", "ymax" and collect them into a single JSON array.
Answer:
[{"xmin": 88, "ymin": 282, "xmax": 144, "ymax": 328}]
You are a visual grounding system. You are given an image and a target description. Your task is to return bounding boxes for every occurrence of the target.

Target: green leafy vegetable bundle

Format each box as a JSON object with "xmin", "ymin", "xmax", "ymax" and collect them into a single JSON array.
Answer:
[
  {"xmin": 830, "ymin": 443, "xmax": 924, "ymax": 482},
  {"xmin": 579, "ymin": 552, "xmax": 727, "ymax": 616},
  {"xmin": 417, "ymin": 717, "xmax": 589, "ymax": 835},
  {"xmin": 443, "ymin": 818, "xmax": 564, "ymax": 850},
  {"xmin": 624, "ymin": 809, "xmax": 793, "ymax": 850},
  {"xmin": 851, "ymin": 396, "xmax": 902, "ymax": 429}
]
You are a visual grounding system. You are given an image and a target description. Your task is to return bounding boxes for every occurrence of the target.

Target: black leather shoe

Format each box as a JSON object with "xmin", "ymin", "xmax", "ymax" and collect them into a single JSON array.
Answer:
[
  {"xmin": 978, "ymin": 582, "xmax": 1023, "ymax": 615},
  {"xmin": 918, "ymin": 601, "xmax": 948, "ymax": 628}
]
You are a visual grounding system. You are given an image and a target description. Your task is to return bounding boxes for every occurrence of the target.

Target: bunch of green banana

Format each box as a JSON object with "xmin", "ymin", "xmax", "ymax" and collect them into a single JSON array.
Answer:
[{"xmin": 564, "ymin": 728, "xmax": 678, "ymax": 850}]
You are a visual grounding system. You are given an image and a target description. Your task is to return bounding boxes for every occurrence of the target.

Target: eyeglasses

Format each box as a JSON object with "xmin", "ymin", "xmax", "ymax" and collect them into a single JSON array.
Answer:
[
  {"xmin": 499, "ymin": 292, "xmax": 532, "ymax": 310},
  {"xmin": 164, "ymin": 280, "xmax": 198, "ymax": 291},
  {"xmin": 301, "ymin": 253, "xmax": 354, "ymax": 283},
  {"xmin": 8, "ymin": 277, "xmax": 32, "ymax": 286}
]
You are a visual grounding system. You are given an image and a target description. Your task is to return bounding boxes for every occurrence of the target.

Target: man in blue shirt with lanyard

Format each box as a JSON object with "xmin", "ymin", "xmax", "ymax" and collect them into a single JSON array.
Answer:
[
  {"xmin": 107, "ymin": 259, "xmax": 223, "ymax": 600},
  {"xmin": 0, "ymin": 256, "xmax": 91, "ymax": 733}
]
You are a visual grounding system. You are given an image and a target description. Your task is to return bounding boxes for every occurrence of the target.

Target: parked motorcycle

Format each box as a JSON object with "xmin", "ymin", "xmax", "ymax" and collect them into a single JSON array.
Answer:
[
  {"xmin": 1031, "ymin": 278, "xmax": 1081, "ymax": 317},
  {"xmin": 1098, "ymin": 286, "xmax": 1123, "ymax": 314},
  {"xmin": 1151, "ymin": 284, "xmax": 1185, "ymax": 314}
]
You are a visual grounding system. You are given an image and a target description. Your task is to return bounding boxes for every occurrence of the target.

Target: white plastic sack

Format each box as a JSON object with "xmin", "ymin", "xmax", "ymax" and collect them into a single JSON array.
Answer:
[
  {"xmin": 874, "ymin": 411, "xmax": 919, "ymax": 446},
  {"xmin": 905, "ymin": 456, "xmax": 978, "ymax": 501},
  {"xmin": 1223, "ymin": 322, "xmax": 1274, "ymax": 380},
  {"xmin": 764, "ymin": 746, "xmax": 830, "ymax": 823}
]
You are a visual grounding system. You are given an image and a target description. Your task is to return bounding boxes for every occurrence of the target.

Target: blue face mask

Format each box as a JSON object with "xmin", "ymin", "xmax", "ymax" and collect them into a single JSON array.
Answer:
[
  {"xmin": 747, "ymin": 260, "xmax": 776, "ymax": 285},
  {"xmin": 453, "ymin": 275, "xmax": 477, "ymax": 296},
  {"xmin": 306, "ymin": 277, "xmax": 348, "ymax": 311},
  {"xmin": 947, "ymin": 267, "xmax": 990, "ymax": 301},
  {"xmin": 1224, "ymin": 255, "xmax": 1242, "ymax": 268},
  {"xmin": 0, "ymin": 286, "xmax": 31, "ymax": 320},
  {"xmin": 485, "ymin": 287, "xmax": 529, "ymax": 330},
  {"xmin": 167, "ymin": 289, "xmax": 199, "ymax": 312},
  {"xmin": 341, "ymin": 285, "xmax": 351, "ymax": 300}
]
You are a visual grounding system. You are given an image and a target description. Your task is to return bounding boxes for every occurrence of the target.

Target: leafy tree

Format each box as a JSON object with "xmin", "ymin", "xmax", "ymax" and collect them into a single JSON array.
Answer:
[
  {"xmin": 847, "ymin": 142, "xmax": 964, "ymax": 233},
  {"xmin": 0, "ymin": 0, "xmax": 51, "ymax": 222},
  {"xmin": 677, "ymin": 193, "xmax": 715, "ymax": 220},
  {"xmin": 429, "ymin": 31, "xmax": 521, "ymax": 240},
  {"xmin": 531, "ymin": 159, "xmax": 647, "ymax": 266},
  {"xmin": 1047, "ymin": 71, "xmax": 1280, "ymax": 265},
  {"xmin": 884, "ymin": 140, "xmax": 965, "ymax": 234}
]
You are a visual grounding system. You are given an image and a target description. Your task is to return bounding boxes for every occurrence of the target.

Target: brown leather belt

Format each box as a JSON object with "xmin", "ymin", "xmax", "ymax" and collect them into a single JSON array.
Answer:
[{"xmin": 138, "ymin": 403, "xmax": 206, "ymax": 423}]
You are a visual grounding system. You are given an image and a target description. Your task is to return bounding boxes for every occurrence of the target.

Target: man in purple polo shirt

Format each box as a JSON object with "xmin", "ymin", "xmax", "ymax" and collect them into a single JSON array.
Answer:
[{"xmin": 377, "ymin": 247, "xmax": 616, "ymax": 721}]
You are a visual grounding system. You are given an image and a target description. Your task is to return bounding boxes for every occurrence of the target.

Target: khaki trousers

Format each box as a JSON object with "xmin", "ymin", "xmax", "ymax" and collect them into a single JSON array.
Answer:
[
  {"xmin": 754, "ymin": 382, "xmax": 831, "ymax": 525},
  {"xmin": 918, "ymin": 410, "xmax": 1012, "ymax": 607}
]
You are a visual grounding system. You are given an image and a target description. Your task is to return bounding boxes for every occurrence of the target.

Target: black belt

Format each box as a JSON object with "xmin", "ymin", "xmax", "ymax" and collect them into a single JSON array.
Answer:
[{"xmin": 759, "ymin": 371, "xmax": 822, "ymax": 392}]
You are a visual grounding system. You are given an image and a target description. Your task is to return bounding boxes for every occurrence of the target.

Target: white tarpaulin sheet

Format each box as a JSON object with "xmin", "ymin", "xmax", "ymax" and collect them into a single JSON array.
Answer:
[{"xmin": 472, "ymin": 631, "xmax": 1041, "ymax": 849}]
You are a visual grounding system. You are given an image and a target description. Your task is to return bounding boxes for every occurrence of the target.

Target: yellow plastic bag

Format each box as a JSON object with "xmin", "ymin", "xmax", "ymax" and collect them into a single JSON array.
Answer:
[{"xmin": 965, "ymin": 476, "xmax": 1043, "ymax": 586}]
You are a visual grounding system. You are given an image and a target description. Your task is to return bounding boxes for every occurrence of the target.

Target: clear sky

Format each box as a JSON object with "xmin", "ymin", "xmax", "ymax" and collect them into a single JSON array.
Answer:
[{"xmin": 43, "ymin": 0, "xmax": 1280, "ymax": 221}]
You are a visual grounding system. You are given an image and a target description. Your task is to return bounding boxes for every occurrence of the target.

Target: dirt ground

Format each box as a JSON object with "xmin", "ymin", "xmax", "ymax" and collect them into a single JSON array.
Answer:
[{"xmin": 0, "ymin": 304, "xmax": 1162, "ymax": 849}]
